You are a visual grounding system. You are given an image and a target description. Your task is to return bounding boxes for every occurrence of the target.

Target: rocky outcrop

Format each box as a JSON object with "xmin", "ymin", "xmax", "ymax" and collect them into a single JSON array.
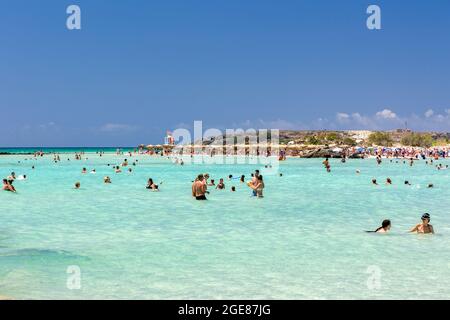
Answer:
[{"xmin": 282, "ymin": 146, "xmax": 347, "ymax": 158}]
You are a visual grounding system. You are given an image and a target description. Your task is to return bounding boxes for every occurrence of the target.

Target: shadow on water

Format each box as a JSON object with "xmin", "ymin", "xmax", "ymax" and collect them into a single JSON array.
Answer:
[{"xmin": 0, "ymin": 248, "xmax": 90, "ymax": 262}]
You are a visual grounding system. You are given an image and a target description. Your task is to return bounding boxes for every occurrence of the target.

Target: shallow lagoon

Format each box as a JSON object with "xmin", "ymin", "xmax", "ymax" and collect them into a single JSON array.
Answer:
[{"xmin": 1, "ymin": 152, "xmax": 449, "ymax": 299}]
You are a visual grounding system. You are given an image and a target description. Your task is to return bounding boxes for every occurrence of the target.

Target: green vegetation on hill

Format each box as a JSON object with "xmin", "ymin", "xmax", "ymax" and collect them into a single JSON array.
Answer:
[
  {"xmin": 400, "ymin": 133, "xmax": 434, "ymax": 148},
  {"xmin": 367, "ymin": 132, "xmax": 394, "ymax": 146}
]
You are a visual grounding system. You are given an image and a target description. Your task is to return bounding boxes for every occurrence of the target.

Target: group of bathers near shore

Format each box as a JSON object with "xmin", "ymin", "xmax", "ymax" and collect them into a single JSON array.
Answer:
[{"xmin": 191, "ymin": 170, "xmax": 265, "ymax": 200}]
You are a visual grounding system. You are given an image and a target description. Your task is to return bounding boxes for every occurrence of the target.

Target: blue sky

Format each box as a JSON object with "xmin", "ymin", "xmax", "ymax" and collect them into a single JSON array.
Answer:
[{"xmin": 1, "ymin": 0, "xmax": 449, "ymax": 146}]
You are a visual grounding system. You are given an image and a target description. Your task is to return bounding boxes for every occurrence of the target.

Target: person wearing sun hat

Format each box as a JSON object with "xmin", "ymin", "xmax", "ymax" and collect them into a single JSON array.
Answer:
[{"xmin": 410, "ymin": 213, "xmax": 434, "ymax": 234}]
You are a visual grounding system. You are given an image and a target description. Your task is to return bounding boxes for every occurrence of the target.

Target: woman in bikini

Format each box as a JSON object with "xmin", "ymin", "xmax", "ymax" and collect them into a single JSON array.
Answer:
[{"xmin": 410, "ymin": 213, "xmax": 434, "ymax": 234}]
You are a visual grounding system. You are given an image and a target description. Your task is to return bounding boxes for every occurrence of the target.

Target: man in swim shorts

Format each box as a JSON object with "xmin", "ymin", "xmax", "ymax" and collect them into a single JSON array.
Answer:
[{"xmin": 192, "ymin": 174, "xmax": 207, "ymax": 200}]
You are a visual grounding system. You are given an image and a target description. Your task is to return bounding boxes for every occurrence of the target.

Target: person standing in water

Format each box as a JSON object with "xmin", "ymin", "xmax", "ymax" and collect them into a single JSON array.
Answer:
[
  {"xmin": 323, "ymin": 158, "xmax": 331, "ymax": 172},
  {"xmin": 192, "ymin": 174, "xmax": 207, "ymax": 200},
  {"xmin": 2, "ymin": 179, "xmax": 16, "ymax": 192},
  {"xmin": 250, "ymin": 170, "xmax": 260, "ymax": 196},
  {"xmin": 410, "ymin": 213, "xmax": 434, "ymax": 234},
  {"xmin": 216, "ymin": 178, "xmax": 225, "ymax": 190},
  {"xmin": 250, "ymin": 175, "xmax": 264, "ymax": 198}
]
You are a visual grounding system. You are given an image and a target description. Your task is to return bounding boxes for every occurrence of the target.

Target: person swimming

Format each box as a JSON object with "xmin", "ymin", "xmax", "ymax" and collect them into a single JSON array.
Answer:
[
  {"xmin": 240, "ymin": 175, "xmax": 245, "ymax": 183},
  {"xmin": 104, "ymin": 176, "xmax": 112, "ymax": 184},
  {"xmin": 367, "ymin": 219, "xmax": 391, "ymax": 233},
  {"xmin": 231, "ymin": 186, "xmax": 236, "ymax": 192},
  {"xmin": 404, "ymin": 180, "xmax": 411, "ymax": 185},
  {"xmin": 146, "ymin": 178, "xmax": 158, "ymax": 190},
  {"xmin": 410, "ymin": 213, "xmax": 434, "ymax": 234},
  {"xmin": 74, "ymin": 182, "xmax": 81, "ymax": 189},
  {"xmin": 386, "ymin": 178, "xmax": 392, "ymax": 185},
  {"xmin": 81, "ymin": 168, "xmax": 87, "ymax": 174},
  {"xmin": 372, "ymin": 179, "xmax": 378, "ymax": 185}
]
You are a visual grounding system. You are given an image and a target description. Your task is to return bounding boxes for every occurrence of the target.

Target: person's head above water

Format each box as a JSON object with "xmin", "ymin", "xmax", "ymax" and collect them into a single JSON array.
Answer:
[
  {"xmin": 421, "ymin": 213, "xmax": 431, "ymax": 223},
  {"xmin": 375, "ymin": 219, "xmax": 391, "ymax": 232}
]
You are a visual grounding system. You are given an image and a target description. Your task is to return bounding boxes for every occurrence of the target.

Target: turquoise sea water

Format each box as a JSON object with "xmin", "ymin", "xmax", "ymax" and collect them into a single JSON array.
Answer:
[{"xmin": 1, "ymin": 149, "xmax": 450, "ymax": 299}]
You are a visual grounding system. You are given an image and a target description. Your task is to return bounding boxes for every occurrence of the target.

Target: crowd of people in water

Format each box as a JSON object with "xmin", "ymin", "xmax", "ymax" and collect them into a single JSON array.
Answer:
[
  {"xmin": 3, "ymin": 147, "xmax": 448, "ymax": 235},
  {"xmin": 191, "ymin": 169, "xmax": 265, "ymax": 200}
]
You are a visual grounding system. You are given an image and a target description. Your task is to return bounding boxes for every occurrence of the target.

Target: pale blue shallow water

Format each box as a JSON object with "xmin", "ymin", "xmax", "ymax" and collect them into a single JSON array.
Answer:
[{"xmin": 1, "ymin": 151, "xmax": 450, "ymax": 299}]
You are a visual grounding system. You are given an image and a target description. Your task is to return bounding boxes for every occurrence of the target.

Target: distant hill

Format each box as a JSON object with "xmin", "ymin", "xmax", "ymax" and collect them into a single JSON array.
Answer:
[{"xmin": 200, "ymin": 129, "xmax": 450, "ymax": 147}]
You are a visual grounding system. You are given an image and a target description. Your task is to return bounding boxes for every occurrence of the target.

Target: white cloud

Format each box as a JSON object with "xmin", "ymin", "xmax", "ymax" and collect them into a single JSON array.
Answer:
[
  {"xmin": 336, "ymin": 113, "xmax": 350, "ymax": 122},
  {"xmin": 375, "ymin": 109, "xmax": 397, "ymax": 119},
  {"xmin": 99, "ymin": 123, "xmax": 138, "ymax": 132},
  {"xmin": 424, "ymin": 109, "xmax": 434, "ymax": 118},
  {"xmin": 331, "ymin": 108, "xmax": 450, "ymax": 131}
]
